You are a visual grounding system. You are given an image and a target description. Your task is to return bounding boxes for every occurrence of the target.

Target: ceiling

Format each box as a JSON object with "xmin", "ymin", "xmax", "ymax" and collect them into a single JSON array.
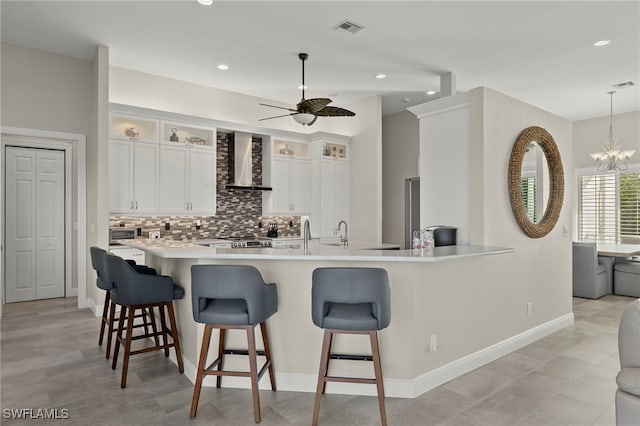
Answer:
[{"xmin": 2, "ymin": 1, "xmax": 639, "ymax": 121}]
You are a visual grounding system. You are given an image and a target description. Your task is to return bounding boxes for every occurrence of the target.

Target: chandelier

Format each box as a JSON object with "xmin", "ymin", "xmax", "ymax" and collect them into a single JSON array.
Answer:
[{"xmin": 590, "ymin": 91, "xmax": 635, "ymax": 172}]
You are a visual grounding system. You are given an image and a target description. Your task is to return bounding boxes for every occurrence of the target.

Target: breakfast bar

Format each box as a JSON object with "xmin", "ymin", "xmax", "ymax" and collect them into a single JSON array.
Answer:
[{"xmin": 123, "ymin": 240, "xmax": 517, "ymax": 398}]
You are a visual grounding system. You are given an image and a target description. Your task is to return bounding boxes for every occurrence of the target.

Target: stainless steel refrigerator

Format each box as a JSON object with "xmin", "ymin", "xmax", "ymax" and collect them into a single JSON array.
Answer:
[{"xmin": 404, "ymin": 177, "xmax": 420, "ymax": 249}]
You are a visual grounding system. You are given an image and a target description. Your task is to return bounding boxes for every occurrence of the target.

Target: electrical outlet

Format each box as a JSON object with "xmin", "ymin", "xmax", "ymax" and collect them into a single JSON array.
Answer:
[
  {"xmin": 149, "ymin": 231, "xmax": 160, "ymax": 239},
  {"xmin": 527, "ymin": 302, "xmax": 533, "ymax": 316},
  {"xmin": 430, "ymin": 334, "xmax": 438, "ymax": 352},
  {"xmin": 562, "ymin": 225, "xmax": 569, "ymax": 237},
  {"xmin": 165, "ymin": 222, "xmax": 170, "ymax": 231}
]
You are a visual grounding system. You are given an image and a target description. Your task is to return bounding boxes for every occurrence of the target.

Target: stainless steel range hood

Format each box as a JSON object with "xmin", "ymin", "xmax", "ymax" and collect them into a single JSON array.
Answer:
[{"xmin": 225, "ymin": 131, "xmax": 272, "ymax": 191}]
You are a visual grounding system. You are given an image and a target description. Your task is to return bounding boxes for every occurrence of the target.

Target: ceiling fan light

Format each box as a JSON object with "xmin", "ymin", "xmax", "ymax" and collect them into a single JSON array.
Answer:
[{"xmin": 293, "ymin": 113, "xmax": 315, "ymax": 125}]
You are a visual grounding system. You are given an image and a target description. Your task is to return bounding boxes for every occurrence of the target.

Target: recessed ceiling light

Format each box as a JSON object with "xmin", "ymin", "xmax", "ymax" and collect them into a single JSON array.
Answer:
[
  {"xmin": 594, "ymin": 40, "xmax": 611, "ymax": 47},
  {"xmin": 298, "ymin": 85, "xmax": 308, "ymax": 90},
  {"xmin": 197, "ymin": 0, "xmax": 213, "ymax": 5},
  {"xmin": 426, "ymin": 90, "xmax": 437, "ymax": 95},
  {"xmin": 375, "ymin": 74, "xmax": 386, "ymax": 79},
  {"xmin": 217, "ymin": 64, "xmax": 229, "ymax": 70}
]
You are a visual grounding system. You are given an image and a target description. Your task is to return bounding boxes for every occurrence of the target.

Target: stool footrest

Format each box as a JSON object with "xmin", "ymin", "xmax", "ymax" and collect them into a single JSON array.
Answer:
[
  {"xmin": 201, "ymin": 358, "xmax": 272, "ymax": 381},
  {"xmin": 330, "ymin": 353, "xmax": 373, "ymax": 361},
  {"xmin": 223, "ymin": 348, "xmax": 266, "ymax": 356},
  {"xmin": 323, "ymin": 375, "xmax": 377, "ymax": 385}
]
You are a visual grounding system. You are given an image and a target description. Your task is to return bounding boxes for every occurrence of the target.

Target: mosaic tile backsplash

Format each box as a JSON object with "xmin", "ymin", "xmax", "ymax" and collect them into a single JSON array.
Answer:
[{"xmin": 110, "ymin": 133, "xmax": 301, "ymax": 240}]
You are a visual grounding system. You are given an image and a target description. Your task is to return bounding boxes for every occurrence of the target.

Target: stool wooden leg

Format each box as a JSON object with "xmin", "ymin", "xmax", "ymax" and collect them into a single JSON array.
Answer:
[
  {"xmin": 369, "ymin": 331, "xmax": 387, "ymax": 426},
  {"xmin": 99, "ymin": 290, "xmax": 110, "ymax": 346},
  {"xmin": 147, "ymin": 307, "xmax": 160, "ymax": 348},
  {"xmin": 111, "ymin": 307, "xmax": 126, "ymax": 369},
  {"xmin": 141, "ymin": 307, "xmax": 151, "ymax": 339},
  {"xmin": 166, "ymin": 302, "xmax": 184, "ymax": 374},
  {"xmin": 105, "ymin": 301, "xmax": 117, "ymax": 359},
  {"xmin": 158, "ymin": 305, "xmax": 170, "ymax": 358},
  {"xmin": 216, "ymin": 328, "xmax": 226, "ymax": 388},
  {"xmin": 313, "ymin": 329, "xmax": 333, "ymax": 426},
  {"xmin": 247, "ymin": 325, "xmax": 261, "ymax": 423},
  {"xmin": 120, "ymin": 306, "xmax": 135, "ymax": 388},
  {"xmin": 190, "ymin": 324, "xmax": 213, "ymax": 418},
  {"xmin": 260, "ymin": 322, "xmax": 276, "ymax": 391},
  {"xmin": 321, "ymin": 331, "xmax": 334, "ymax": 395}
]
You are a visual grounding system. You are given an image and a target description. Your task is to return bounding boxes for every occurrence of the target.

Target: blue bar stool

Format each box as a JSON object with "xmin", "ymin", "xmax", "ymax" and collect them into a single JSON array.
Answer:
[
  {"xmin": 311, "ymin": 267, "xmax": 391, "ymax": 426},
  {"xmin": 104, "ymin": 253, "xmax": 185, "ymax": 388},
  {"xmin": 89, "ymin": 246, "xmax": 158, "ymax": 359},
  {"xmin": 190, "ymin": 265, "xmax": 278, "ymax": 424}
]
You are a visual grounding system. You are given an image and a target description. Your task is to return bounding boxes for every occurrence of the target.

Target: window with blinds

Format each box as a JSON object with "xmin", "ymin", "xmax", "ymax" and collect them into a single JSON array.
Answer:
[
  {"xmin": 577, "ymin": 171, "xmax": 640, "ymax": 242},
  {"xmin": 521, "ymin": 176, "xmax": 537, "ymax": 223}
]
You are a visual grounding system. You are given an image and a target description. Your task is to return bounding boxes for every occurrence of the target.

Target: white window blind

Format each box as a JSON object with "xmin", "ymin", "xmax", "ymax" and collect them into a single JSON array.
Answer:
[
  {"xmin": 577, "ymin": 171, "xmax": 640, "ymax": 242},
  {"xmin": 521, "ymin": 176, "xmax": 537, "ymax": 223},
  {"xmin": 620, "ymin": 173, "xmax": 640, "ymax": 237}
]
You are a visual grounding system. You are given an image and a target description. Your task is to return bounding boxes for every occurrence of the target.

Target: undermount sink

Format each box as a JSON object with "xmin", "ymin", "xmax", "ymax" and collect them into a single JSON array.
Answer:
[{"xmin": 321, "ymin": 243, "xmax": 347, "ymax": 247}]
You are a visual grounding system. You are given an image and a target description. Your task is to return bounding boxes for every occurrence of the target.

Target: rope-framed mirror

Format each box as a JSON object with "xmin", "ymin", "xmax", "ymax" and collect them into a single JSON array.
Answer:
[{"xmin": 508, "ymin": 126, "xmax": 564, "ymax": 238}]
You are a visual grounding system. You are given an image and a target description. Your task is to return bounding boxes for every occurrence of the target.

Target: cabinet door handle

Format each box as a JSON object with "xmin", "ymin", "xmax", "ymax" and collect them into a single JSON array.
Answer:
[
  {"xmin": 186, "ymin": 202, "xmax": 189, "ymax": 210},
  {"xmin": 135, "ymin": 201, "xmax": 138, "ymax": 210},
  {"xmin": 130, "ymin": 201, "xmax": 134, "ymax": 210}
]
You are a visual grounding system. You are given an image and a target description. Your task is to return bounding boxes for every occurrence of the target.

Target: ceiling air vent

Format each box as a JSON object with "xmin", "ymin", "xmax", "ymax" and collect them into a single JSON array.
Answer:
[
  {"xmin": 612, "ymin": 81, "xmax": 635, "ymax": 89},
  {"xmin": 334, "ymin": 19, "xmax": 366, "ymax": 34}
]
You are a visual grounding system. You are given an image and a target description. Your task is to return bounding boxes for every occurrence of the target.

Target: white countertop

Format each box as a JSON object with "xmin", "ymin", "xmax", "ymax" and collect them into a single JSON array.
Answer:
[{"xmin": 119, "ymin": 239, "xmax": 512, "ymax": 263}]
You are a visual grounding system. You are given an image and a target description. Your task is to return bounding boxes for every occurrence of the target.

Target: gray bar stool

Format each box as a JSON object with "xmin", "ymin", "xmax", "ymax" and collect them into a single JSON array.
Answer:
[
  {"xmin": 311, "ymin": 267, "xmax": 391, "ymax": 426},
  {"xmin": 89, "ymin": 246, "xmax": 158, "ymax": 359},
  {"xmin": 104, "ymin": 253, "xmax": 185, "ymax": 388},
  {"xmin": 190, "ymin": 265, "xmax": 278, "ymax": 424}
]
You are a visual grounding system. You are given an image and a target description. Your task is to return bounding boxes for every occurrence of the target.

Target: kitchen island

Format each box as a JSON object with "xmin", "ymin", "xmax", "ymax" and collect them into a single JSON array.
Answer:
[{"xmin": 119, "ymin": 239, "xmax": 568, "ymax": 398}]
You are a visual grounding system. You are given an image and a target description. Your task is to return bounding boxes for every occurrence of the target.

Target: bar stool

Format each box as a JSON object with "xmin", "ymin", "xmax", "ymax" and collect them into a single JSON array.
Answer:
[
  {"xmin": 89, "ymin": 246, "xmax": 158, "ymax": 359},
  {"xmin": 311, "ymin": 267, "xmax": 391, "ymax": 426},
  {"xmin": 104, "ymin": 253, "xmax": 185, "ymax": 388},
  {"xmin": 190, "ymin": 265, "xmax": 277, "ymax": 424}
]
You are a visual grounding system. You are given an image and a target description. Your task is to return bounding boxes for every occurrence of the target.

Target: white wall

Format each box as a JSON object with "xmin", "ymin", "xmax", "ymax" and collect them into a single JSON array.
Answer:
[
  {"xmin": 346, "ymin": 96, "xmax": 383, "ymax": 243},
  {"xmin": 472, "ymin": 86, "xmax": 574, "ymax": 328},
  {"xmin": 382, "ymin": 110, "xmax": 419, "ymax": 246},
  {"xmin": 411, "ymin": 93, "xmax": 472, "ymax": 244},
  {"xmin": 410, "ymin": 87, "xmax": 574, "ymax": 351},
  {"xmin": 1, "ymin": 43, "xmax": 101, "ymax": 303},
  {"xmin": 573, "ymin": 111, "xmax": 640, "ymax": 170}
]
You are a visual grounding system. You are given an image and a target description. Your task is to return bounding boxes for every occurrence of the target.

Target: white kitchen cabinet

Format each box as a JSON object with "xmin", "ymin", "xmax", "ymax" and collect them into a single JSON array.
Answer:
[
  {"xmin": 158, "ymin": 144, "xmax": 216, "ymax": 215},
  {"xmin": 265, "ymin": 156, "xmax": 310, "ymax": 214},
  {"xmin": 320, "ymin": 159, "xmax": 350, "ymax": 238},
  {"xmin": 109, "ymin": 246, "xmax": 146, "ymax": 265},
  {"xmin": 108, "ymin": 139, "xmax": 159, "ymax": 214}
]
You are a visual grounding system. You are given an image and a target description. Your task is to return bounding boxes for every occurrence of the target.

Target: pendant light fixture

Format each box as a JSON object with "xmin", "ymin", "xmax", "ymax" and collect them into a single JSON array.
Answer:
[{"xmin": 590, "ymin": 91, "xmax": 635, "ymax": 172}]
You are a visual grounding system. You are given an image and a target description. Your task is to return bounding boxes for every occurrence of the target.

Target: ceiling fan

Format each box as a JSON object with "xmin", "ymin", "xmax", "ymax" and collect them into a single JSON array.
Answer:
[{"xmin": 259, "ymin": 53, "xmax": 355, "ymax": 126}]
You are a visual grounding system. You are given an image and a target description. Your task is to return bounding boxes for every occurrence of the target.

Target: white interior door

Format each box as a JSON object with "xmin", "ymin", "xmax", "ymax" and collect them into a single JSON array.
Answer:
[{"xmin": 5, "ymin": 146, "xmax": 65, "ymax": 302}]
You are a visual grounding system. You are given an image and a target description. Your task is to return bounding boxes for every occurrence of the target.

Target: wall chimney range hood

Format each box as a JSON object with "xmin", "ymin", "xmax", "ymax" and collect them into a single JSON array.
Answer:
[{"xmin": 225, "ymin": 131, "xmax": 272, "ymax": 191}]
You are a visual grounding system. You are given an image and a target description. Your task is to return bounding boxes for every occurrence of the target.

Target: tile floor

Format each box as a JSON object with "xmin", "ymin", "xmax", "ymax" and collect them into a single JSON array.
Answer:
[{"xmin": 0, "ymin": 295, "xmax": 635, "ymax": 425}]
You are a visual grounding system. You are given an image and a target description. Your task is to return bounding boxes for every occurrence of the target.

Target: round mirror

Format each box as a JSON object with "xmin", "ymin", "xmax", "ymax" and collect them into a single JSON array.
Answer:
[{"xmin": 508, "ymin": 126, "xmax": 564, "ymax": 238}]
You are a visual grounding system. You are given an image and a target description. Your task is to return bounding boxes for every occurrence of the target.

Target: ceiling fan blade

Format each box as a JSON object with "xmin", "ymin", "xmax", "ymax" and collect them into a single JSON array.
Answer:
[
  {"xmin": 260, "ymin": 103, "xmax": 297, "ymax": 112},
  {"xmin": 298, "ymin": 98, "xmax": 331, "ymax": 113},
  {"xmin": 258, "ymin": 112, "xmax": 297, "ymax": 121},
  {"xmin": 314, "ymin": 106, "xmax": 356, "ymax": 117}
]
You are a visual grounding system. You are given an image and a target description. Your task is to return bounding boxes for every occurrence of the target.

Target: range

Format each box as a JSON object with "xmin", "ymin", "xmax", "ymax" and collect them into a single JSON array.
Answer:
[{"xmin": 204, "ymin": 236, "xmax": 272, "ymax": 249}]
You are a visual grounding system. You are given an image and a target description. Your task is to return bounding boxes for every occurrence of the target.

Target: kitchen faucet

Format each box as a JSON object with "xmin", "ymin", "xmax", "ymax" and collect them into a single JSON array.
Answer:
[
  {"xmin": 337, "ymin": 220, "xmax": 348, "ymax": 247},
  {"xmin": 303, "ymin": 219, "xmax": 311, "ymax": 253}
]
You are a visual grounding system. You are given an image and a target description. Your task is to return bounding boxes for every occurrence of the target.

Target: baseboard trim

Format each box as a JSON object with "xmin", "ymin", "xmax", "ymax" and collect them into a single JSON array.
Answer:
[
  {"xmin": 167, "ymin": 313, "xmax": 574, "ymax": 398},
  {"xmin": 410, "ymin": 312, "xmax": 575, "ymax": 397},
  {"xmin": 86, "ymin": 297, "xmax": 99, "ymax": 316}
]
